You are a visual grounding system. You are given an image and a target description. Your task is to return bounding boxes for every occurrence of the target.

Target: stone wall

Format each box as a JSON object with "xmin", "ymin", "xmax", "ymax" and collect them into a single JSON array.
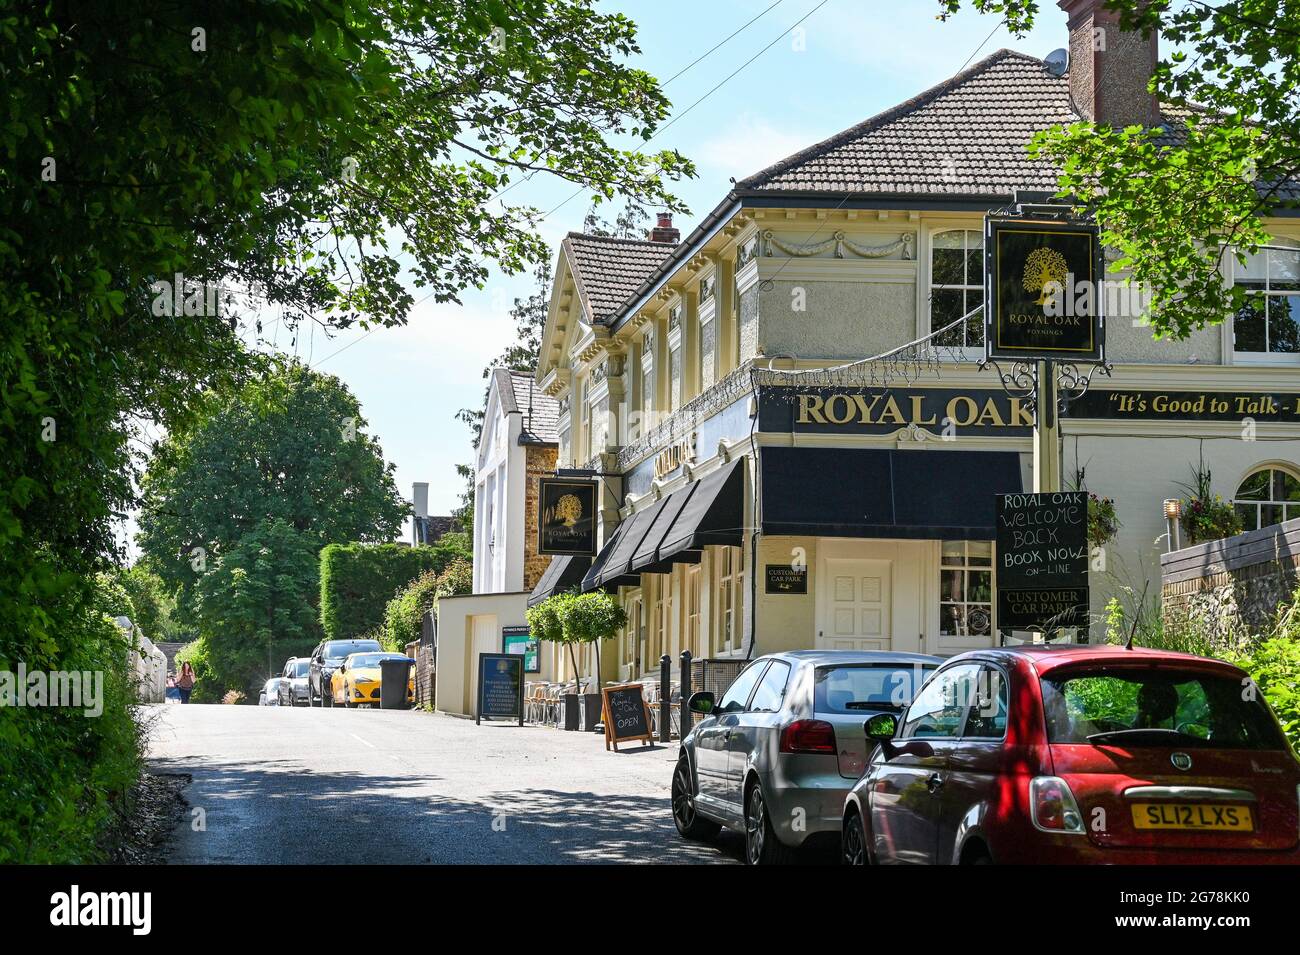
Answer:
[
  {"xmin": 1161, "ymin": 517, "xmax": 1300, "ymax": 644},
  {"xmin": 523, "ymin": 443, "xmax": 558, "ymax": 591}
]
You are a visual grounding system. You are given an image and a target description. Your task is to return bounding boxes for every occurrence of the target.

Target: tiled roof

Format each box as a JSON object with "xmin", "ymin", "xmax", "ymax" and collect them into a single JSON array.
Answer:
[
  {"xmin": 738, "ymin": 49, "xmax": 1079, "ymax": 197},
  {"xmin": 563, "ymin": 233, "xmax": 676, "ymax": 324},
  {"xmin": 496, "ymin": 368, "xmax": 559, "ymax": 444}
]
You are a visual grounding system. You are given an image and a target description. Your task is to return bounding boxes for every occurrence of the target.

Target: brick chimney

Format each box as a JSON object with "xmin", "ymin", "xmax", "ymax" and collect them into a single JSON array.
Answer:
[
  {"xmin": 649, "ymin": 212, "xmax": 680, "ymax": 244},
  {"xmin": 1059, "ymin": 0, "xmax": 1159, "ymax": 128}
]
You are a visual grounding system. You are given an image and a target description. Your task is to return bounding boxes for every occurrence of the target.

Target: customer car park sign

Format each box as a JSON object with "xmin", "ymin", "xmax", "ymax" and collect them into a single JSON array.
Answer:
[
  {"xmin": 996, "ymin": 492, "xmax": 1090, "ymax": 632},
  {"xmin": 985, "ymin": 218, "xmax": 1104, "ymax": 363}
]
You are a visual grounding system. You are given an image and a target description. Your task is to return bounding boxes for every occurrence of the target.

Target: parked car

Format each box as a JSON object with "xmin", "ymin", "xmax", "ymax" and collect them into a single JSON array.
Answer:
[
  {"xmin": 259, "ymin": 678, "xmax": 288, "ymax": 706},
  {"xmin": 309, "ymin": 638, "xmax": 382, "ymax": 706},
  {"xmin": 672, "ymin": 650, "xmax": 939, "ymax": 864},
  {"xmin": 843, "ymin": 644, "xmax": 1300, "ymax": 865},
  {"xmin": 278, "ymin": 657, "xmax": 310, "ymax": 706},
  {"xmin": 330, "ymin": 652, "xmax": 415, "ymax": 708}
]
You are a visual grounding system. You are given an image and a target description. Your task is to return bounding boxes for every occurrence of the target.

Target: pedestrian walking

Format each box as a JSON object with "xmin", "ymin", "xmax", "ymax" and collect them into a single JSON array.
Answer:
[{"xmin": 177, "ymin": 661, "xmax": 195, "ymax": 704}]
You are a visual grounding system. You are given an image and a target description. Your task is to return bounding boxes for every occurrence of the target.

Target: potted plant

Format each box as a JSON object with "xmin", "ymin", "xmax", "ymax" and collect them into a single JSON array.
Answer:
[
  {"xmin": 1176, "ymin": 465, "xmax": 1244, "ymax": 545},
  {"xmin": 525, "ymin": 592, "xmax": 581, "ymax": 729},
  {"xmin": 558, "ymin": 591, "xmax": 627, "ymax": 732}
]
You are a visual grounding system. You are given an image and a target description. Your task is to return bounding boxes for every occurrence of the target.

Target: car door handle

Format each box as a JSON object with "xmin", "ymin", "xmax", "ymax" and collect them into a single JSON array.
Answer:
[{"xmin": 926, "ymin": 773, "xmax": 944, "ymax": 794}]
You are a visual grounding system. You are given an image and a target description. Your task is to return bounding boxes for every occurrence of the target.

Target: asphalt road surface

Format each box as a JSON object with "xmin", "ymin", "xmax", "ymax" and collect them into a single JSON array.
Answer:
[{"xmin": 148, "ymin": 703, "xmax": 744, "ymax": 864}]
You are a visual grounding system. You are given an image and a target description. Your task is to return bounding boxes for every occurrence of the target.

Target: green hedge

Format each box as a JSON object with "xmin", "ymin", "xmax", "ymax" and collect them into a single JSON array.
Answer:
[{"xmin": 319, "ymin": 535, "xmax": 471, "ymax": 642}]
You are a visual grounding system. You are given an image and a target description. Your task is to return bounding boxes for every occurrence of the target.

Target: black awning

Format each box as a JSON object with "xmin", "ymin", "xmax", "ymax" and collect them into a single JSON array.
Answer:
[
  {"xmin": 761, "ymin": 447, "xmax": 1022, "ymax": 540},
  {"xmin": 586, "ymin": 460, "xmax": 747, "ymax": 589},
  {"xmin": 585, "ymin": 504, "xmax": 660, "ymax": 589},
  {"xmin": 631, "ymin": 483, "xmax": 698, "ymax": 569},
  {"xmin": 657, "ymin": 459, "xmax": 745, "ymax": 560},
  {"xmin": 528, "ymin": 554, "xmax": 593, "ymax": 607}
]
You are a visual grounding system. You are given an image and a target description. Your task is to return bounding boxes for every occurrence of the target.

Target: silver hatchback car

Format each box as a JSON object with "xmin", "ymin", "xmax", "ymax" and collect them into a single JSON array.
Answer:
[{"xmin": 672, "ymin": 650, "xmax": 939, "ymax": 864}]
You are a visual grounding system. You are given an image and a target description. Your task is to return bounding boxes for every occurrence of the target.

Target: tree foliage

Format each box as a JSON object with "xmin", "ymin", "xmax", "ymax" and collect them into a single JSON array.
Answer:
[
  {"xmin": 2, "ymin": 0, "xmax": 688, "ymax": 857},
  {"xmin": 191, "ymin": 519, "xmax": 324, "ymax": 696},
  {"xmin": 381, "ymin": 557, "xmax": 473, "ymax": 652},
  {"xmin": 938, "ymin": 0, "xmax": 1299, "ymax": 338},
  {"xmin": 319, "ymin": 536, "xmax": 472, "ymax": 643},
  {"xmin": 138, "ymin": 361, "xmax": 408, "ymax": 610}
]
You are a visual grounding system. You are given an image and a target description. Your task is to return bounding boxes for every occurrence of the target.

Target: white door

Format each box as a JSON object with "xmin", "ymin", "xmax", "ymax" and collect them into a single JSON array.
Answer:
[{"xmin": 819, "ymin": 558, "xmax": 892, "ymax": 651}]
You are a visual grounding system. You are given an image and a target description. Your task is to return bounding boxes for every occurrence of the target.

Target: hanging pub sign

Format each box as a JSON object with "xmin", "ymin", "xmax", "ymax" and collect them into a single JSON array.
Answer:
[
  {"xmin": 538, "ymin": 478, "xmax": 597, "ymax": 556},
  {"xmin": 996, "ymin": 492, "xmax": 1090, "ymax": 633},
  {"xmin": 476, "ymin": 653, "xmax": 524, "ymax": 725},
  {"xmin": 985, "ymin": 218, "xmax": 1104, "ymax": 363}
]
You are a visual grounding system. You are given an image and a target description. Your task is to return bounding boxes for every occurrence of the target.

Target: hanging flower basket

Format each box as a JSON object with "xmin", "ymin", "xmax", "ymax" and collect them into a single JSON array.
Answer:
[
  {"xmin": 1087, "ymin": 493, "xmax": 1121, "ymax": 547},
  {"xmin": 1180, "ymin": 495, "xmax": 1243, "ymax": 545}
]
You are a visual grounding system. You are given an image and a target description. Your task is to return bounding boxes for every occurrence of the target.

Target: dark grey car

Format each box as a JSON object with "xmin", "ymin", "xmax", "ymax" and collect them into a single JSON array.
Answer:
[
  {"xmin": 309, "ymin": 638, "xmax": 381, "ymax": 707},
  {"xmin": 672, "ymin": 650, "xmax": 939, "ymax": 864}
]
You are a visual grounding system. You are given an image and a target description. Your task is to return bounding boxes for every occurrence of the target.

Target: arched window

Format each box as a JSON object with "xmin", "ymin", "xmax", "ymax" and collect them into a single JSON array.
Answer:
[
  {"xmin": 930, "ymin": 229, "xmax": 984, "ymax": 348},
  {"xmin": 1233, "ymin": 467, "xmax": 1300, "ymax": 531}
]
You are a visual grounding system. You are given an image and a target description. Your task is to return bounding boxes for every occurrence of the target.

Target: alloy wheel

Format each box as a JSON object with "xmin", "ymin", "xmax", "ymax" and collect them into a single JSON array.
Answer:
[
  {"xmin": 745, "ymin": 787, "xmax": 765, "ymax": 865},
  {"xmin": 671, "ymin": 761, "xmax": 695, "ymax": 829},
  {"xmin": 843, "ymin": 813, "xmax": 866, "ymax": 865}
]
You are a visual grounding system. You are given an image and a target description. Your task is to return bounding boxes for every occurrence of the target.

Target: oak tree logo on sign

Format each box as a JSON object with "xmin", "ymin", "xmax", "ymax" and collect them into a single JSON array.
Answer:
[
  {"xmin": 553, "ymin": 493, "xmax": 583, "ymax": 527},
  {"xmin": 1023, "ymin": 247, "xmax": 1068, "ymax": 306},
  {"xmin": 538, "ymin": 479, "xmax": 597, "ymax": 555}
]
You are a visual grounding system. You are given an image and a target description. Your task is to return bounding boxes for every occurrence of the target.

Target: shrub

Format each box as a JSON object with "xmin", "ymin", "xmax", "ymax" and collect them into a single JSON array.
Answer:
[
  {"xmin": 0, "ymin": 581, "xmax": 143, "ymax": 863},
  {"xmin": 319, "ymin": 536, "xmax": 471, "ymax": 642},
  {"xmin": 1229, "ymin": 635, "xmax": 1300, "ymax": 755},
  {"xmin": 381, "ymin": 557, "xmax": 475, "ymax": 652}
]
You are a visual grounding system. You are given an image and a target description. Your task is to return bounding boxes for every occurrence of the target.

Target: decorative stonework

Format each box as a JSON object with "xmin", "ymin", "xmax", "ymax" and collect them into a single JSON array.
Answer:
[
  {"xmin": 699, "ymin": 273, "xmax": 715, "ymax": 303},
  {"xmin": 762, "ymin": 229, "xmax": 914, "ymax": 260},
  {"xmin": 614, "ymin": 362, "xmax": 755, "ymax": 473},
  {"xmin": 736, "ymin": 235, "xmax": 759, "ymax": 269}
]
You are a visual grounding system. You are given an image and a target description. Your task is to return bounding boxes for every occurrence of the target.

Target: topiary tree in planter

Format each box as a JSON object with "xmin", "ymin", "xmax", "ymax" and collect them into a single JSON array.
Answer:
[{"xmin": 527, "ymin": 590, "xmax": 627, "ymax": 730}]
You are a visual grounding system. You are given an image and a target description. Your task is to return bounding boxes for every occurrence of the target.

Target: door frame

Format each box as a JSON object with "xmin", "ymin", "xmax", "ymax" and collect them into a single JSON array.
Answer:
[{"xmin": 815, "ymin": 539, "xmax": 927, "ymax": 654}]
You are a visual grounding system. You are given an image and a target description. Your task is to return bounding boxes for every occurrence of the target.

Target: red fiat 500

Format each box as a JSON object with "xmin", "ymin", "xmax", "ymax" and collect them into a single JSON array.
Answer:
[{"xmin": 843, "ymin": 645, "xmax": 1300, "ymax": 864}]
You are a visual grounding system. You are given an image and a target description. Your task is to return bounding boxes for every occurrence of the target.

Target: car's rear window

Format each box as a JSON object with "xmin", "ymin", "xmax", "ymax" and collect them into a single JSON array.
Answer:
[
  {"xmin": 325, "ymin": 640, "xmax": 381, "ymax": 659},
  {"xmin": 814, "ymin": 664, "xmax": 934, "ymax": 714},
  {"xmin": 1041, "ymin": 668, "xmax": 1285, "ymax": 750}
]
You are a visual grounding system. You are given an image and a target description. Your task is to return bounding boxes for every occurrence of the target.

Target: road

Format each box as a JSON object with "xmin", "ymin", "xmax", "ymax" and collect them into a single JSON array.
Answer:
[{"xmin": 147, "ymin": 703, "xmax": 743, "ymax": 864}]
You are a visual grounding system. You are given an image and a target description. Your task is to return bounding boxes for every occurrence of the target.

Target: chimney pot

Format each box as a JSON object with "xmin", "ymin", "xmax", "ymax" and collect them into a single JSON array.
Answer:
[
  {"xmin": 1058, "ymin": 0, "xmax": 1159, "ymax": 128},
  {"xmin": 649, "ymin": 212, "xmax": 680, "ymax": 244}
]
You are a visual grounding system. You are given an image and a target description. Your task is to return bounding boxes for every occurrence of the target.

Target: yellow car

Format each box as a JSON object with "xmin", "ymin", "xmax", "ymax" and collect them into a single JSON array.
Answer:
[{"xmin": 330, "ymin": 652, "xmax": 415, "ymax": 708}]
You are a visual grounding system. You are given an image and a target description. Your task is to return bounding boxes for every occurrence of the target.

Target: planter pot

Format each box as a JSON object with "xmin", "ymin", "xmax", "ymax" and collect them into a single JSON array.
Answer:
[
  {"xmin": 582, "ymin": 693, "xmax": 603, "ymax": 732},
  {"xmin": 562, "ymin": 693, "xmax": 581, "ymax": 731}
]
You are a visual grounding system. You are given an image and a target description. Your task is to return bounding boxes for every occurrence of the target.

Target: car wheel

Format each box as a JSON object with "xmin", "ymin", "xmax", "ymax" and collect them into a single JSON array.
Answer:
[
  {"xmin": 671, "ymin": 756, "xmax": 720, "ymax": 841},
  {"xmin": 842, "ymin": 809, "xmax": 868, "ymax": 866},
  {"xmin": 744, "ymin": 781, "xmax": 794, "ymax": 866}
]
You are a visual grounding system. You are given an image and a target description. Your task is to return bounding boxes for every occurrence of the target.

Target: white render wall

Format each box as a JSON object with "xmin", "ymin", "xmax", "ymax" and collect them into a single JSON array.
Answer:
[{"xmin": 472, "ymin": 381, "xmax": 528, "ymax": 595}]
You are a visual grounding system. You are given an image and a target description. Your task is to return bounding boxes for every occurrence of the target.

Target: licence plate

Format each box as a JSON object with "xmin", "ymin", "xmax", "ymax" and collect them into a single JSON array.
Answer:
[{"xmin": 1131, "ymin": 803, "xmax": 1253, "ymax": 831}]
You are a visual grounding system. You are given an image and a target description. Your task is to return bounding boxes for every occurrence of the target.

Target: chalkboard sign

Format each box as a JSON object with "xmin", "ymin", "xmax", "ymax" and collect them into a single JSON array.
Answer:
[
  {"xmin": 999, "ymin": 587, "xmax": 1089, "ymax": 631},
  {"xmin": 996, "ymin": 492, "xmax": 1088, "ymax": 589},
  {"xmin": 765, "ymin": 563, "xmax": 808, "ymax": 594},
  {"xmin": 996, "ymin": 492, "xmax": 1089, "ymax": 634},
  {"xmin": 601, "ymin": 683, "xmax": 654, "ymax": 752},
  {"xmin": 476, "ymin": 653, "xmax": 523, "ymax": 726}
]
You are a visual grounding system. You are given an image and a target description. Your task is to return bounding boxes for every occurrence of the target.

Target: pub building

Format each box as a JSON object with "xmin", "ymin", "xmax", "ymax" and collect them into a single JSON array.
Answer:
[{"xmin": 526, "ymin": 0, "xmax": 1300, "ymax": 691}]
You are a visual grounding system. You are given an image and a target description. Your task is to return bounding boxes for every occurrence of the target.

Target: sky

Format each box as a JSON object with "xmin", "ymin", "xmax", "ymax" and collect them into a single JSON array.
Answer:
[{"xmin": 134, "ymin": 0, "xmax": 1074, "ymax": 551}]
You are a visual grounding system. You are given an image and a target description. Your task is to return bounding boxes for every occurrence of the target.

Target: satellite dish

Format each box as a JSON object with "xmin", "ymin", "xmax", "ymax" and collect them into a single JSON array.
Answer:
[{"xmin": 1045, "ymin": 48, "xmax": 1069, "ymax": 77}]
